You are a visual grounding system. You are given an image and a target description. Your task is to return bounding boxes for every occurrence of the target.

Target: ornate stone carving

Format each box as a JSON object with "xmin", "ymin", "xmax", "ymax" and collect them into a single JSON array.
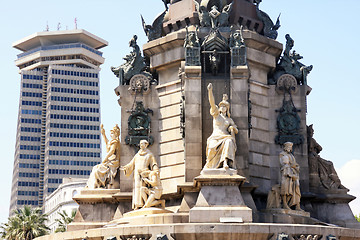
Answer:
[
  {"xmin": 203, "ymin": 83, "xmax": 238, "ymax": 170},
  {"xmin": 86, "ymin": 124, "xmax": 121, "ymax": 189},
  {"xmin": 229, "ymin": 26, "xmax": 247, "ymax": 67},
  {"xmin": 128, "ymin": 74, "xmax": 151, "ymax": 95},
  {"xmin": 125, "ymin": 101, "xmax": 154, "ymax": 149},
  {"xmin": 327, "ymin": 235, "xmax": 337, "ymax": 240},
  {"xmin": 293, "ymin": 235, "xmax": 321, "ymax": 240},
  {"xmin": 122, "ymin": 140, "xmax": 161, "ymax": 209},
  {"xmin": 184, "ymin": 27, "xmax": 201, "ymax": 66},
  {"xmin": 120, "ymin": 235, "xmax": 151, "ymax": 240},
  {"xmin": 279, "ymin": 142, "xmax": 302, "ymax": 210},
  {"xmin": 275, "ymin": 77, "xmax": 303, "ymax": 145},
  {"xmin": 156, "ymin": 234, "xmax": 169, "ymax": 240},
  {"xmin": 307, "ymin": 124, "xmax": 346, "ymax": 191},
  {"xmin": 141, "ymin": 10, "xmax": 166, "ymax": 41},
  {"xmin": 270, "ymin": 34, "xmax": 313, "ymax": 85},
  {"xmin": 111, "ymin": 35, "xmax": 149, "ymax": 85},
  {"xmin": 277, "ymin": 233, "xmax": 290, "ymax": 240},
  {"xmin": 276, "ymin": 74, "xmax": 298, "ymax": 95},
  {"xmin": 254, "ymin": 0, "xmax": 281, "ymax": 40}
]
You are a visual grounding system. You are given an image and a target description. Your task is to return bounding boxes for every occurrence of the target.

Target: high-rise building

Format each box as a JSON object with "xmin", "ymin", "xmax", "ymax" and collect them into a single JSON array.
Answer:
[{"xmin": 9, "ymin": 29, "xmax": 108, "ymax": 212}]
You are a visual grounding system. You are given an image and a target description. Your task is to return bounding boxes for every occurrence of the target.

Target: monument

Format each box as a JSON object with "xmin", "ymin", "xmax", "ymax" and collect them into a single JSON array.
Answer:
[{"xmin": 36, "ymin": 0, "xmax": 360, "ymax": 240}]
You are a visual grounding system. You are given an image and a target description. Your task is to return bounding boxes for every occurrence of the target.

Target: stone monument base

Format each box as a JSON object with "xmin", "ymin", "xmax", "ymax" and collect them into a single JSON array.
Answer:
[
  {"xmin": 123, "ymin": 207, "xmax": 173, "ymax": 218},
  {"xmin": 36, "ymin": 222, "xmax": 360, "ymax": 240},
  {"xmin": 189, "ymin": 170, "xmax": 253, "ymax": 223}
]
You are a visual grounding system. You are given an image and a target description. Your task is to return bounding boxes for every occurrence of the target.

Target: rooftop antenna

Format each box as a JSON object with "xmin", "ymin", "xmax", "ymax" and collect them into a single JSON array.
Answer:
[
  {"xmin": 45, "ymin": 21, "xmax": 49, "ymax": 32},
  {"xmin": 74, "ymin": 18, "xmax": 78, "ymax": 29},
  {"xmin": 57, "ymin": 23, "xmax": 61, "ymax": 31}
]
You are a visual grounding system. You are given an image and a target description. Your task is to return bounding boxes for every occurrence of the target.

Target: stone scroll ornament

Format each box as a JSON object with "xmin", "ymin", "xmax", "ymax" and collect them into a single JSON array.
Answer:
[
  {"xmin": 111, "ymin": 35, "xmax": 153, "ymax": 86},
  {"xmin": 125, "ymin": 101, "xmax": 154, "ymax": 150},
  {"xmin": 275, "ymin": 74, "xmax": 303, "ymax": 146},
  {"xmin": 269, "ymin": 34, "xmax": 313, "ymax": 85}
]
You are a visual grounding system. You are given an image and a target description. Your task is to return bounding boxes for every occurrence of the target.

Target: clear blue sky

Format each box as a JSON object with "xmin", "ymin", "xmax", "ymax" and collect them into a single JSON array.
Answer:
[{"xmin": 0, "ymin": 0, "xmax": 359, "ymax": 224}]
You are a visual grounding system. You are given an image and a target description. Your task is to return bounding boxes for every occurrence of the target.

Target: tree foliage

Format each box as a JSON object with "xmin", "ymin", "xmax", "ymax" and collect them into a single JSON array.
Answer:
[
  {"xmin": 355, "ymin": 214, "xmax": 360, "ymax": 222},
  {"xmin": 0, "ymin": 205, "xmax": 49, "ymax": 240},
  {"xmin": 54, "ymin": 210, "xmax": 76, "ymax": 233}
]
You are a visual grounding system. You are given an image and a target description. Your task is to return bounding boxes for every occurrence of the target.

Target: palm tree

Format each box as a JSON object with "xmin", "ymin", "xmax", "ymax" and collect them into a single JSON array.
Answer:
[
  {"xmin": 1, "ymin": 205, "xmax": 49, "ymax": 240},
  {"xmin": 54, "ymin": 210, "xmax": 76, "ymax": 233},
  {"xmin": 355, "ymin": 214, "xmax": 360, "ymax": 222}
]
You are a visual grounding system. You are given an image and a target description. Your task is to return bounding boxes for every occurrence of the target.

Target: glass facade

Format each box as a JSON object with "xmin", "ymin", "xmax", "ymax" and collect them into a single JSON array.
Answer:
[{"xmin": 10, "ymin": 30, "xmax": 106, "ymax": 212}]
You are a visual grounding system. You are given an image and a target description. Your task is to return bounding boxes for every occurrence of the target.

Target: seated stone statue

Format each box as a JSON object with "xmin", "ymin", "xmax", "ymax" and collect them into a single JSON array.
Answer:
[
  {"xmin": 140, "ymin": 169, "xmax": 164, "ymax": 208},
  {"xmin": 279, "ymin": 142, "xmax": 301, "ymax": 210},
  {"xmin": 203, "ymin": 83, "xmax": 238, "ymax": 170},
  {"xmin": 121, "ymin": 140, "xmax": 159, "ymax": 209},
  {"xmin": 111, "ymin": 35, "xmax": 146, "ymax": 85},
  {"xmin": 86, "ymin": 124, "xmax": 121, "ymax": 189},
  {"xmin": 307, "ymin": 125, "xmax": 346, "ymax": 190}
]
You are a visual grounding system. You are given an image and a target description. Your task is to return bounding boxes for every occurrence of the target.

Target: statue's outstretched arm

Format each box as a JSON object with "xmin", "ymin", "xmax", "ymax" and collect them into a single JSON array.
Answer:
[
  {"xmin": 101, "ymin": 124, "xmax": 109, "ymax": 148},
  {"xmin": 207, "ymin": 83, "xmax": 216, "ymax": 112}
]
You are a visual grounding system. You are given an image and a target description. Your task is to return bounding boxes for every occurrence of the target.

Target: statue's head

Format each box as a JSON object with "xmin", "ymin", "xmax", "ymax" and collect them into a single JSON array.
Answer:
[
  {"xmin": 307, "ymin": 124, "xmax": 314, "ymax": 137},
  {"xmin": 139, "ymin": 139, "xmax": 149, "ymax": 150},
  {"xmin": 110, "ymin": 124, "xmax": 120, "ymax": 139},
  {"xmin": 283, "ymin": 142, "xmax": 293, "ymax": 153},
  {"xmin": 219, "ymin": 94, "xmax": 230, "ymax": 117}
]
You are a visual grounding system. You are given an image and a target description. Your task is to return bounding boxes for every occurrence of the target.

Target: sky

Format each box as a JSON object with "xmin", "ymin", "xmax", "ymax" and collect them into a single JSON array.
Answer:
[{"xmin": 0, "ymin": 0, "xmax": 359, "ymax": 224}]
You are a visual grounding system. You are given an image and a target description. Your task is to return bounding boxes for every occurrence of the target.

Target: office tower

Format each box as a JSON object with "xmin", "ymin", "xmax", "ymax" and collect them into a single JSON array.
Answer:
[{"xmin": 9, "ymin": 29, "xmax": 108, "ymax": 212}]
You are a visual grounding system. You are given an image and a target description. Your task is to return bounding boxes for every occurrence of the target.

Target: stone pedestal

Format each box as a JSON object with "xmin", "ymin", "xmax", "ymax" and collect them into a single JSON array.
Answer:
[
  {"xmin": 189, "ymin": 170, "xmax": 253, "ymax": 223},
  {"xmin": 69, "ymin": 189, "xmax": 132, "ymax": 231}
]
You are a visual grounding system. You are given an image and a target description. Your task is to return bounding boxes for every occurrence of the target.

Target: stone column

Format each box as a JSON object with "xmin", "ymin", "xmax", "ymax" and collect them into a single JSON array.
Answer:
[{"xmin": 184, "ymin": 65, "xmax": 203, "ymax": 182}]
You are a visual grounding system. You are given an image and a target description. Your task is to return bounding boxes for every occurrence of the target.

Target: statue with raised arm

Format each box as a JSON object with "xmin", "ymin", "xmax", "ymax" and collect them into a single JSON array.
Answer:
[
  {"xmin": 280, "ymin": 142, "xmax": 302, "ymax": 210},
  {"xmin": 204, "ymin": 83, "xmax": 238, "ymax": 170},
  {"xmin": 86, "ymin": 124, "xmax": 121, "ymax": 189},
  {"xmin": 122, "ymin": 140, "xmax": 159, "ymax": 209}
]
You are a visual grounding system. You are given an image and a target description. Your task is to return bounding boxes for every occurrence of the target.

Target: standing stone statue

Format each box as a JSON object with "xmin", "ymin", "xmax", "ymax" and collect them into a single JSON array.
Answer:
[
  {"xmin": 121, "ymin": 140, "xmax": 159, "ymax": 209},
  {"xmin": 280, "ymin": 142, "xmax": 301, "ymax": 210},
  {"xmin": 204, "ymin": 83, "xmax": 238, "ymax": 170},
  {"xmin": 86, "ymin": 124, "xmax": 121, "ymax": 189}
]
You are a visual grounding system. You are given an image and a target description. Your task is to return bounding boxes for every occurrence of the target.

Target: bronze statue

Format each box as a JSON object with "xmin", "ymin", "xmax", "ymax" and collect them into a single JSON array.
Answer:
[
  {"xmin": 254, "ymin": 0, "xmax": 281, "ymax": 40},
  {"xmin": 184, "ymin": 27, "xmax": 201, "ymax": 66},
  {"xmin": 141, "ymin": 10, "xmax": 166, "ymax": 41},
  {"xmin": 111, "ymin": 35, "xmax": 146, "ymax": 85}
]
